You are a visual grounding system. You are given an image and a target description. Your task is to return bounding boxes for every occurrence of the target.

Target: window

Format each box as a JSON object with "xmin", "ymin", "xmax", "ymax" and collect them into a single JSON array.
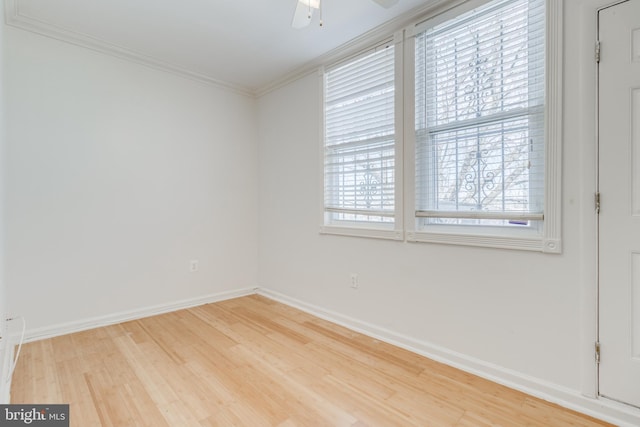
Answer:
[
  {"xmin": 407, "ymin": 0, "xmax": 561, "ymax": 252},
  {"xmin": 322, "ymin": 38, "xmax": 403, "ymax": 239},
  {"xmin": 415, "ymin": 0, "xmax": 544, "ymax": 226},
  {"xmin": 320, "ymin": 0, "xmax": 561, "ymax": 251}
]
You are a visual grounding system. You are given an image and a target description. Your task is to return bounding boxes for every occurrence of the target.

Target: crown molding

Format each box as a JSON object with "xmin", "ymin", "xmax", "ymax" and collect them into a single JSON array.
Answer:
[
  {"xmin": 3, "ymin": 0, "xmax": 255, "ymax": 98},
  {"xmin": 255, "ymin": 0, "xmax": 468, "ymax": 97},
  {"xmin": 4, "ymin": 0, "xmax": 474, "ymax": 99}
]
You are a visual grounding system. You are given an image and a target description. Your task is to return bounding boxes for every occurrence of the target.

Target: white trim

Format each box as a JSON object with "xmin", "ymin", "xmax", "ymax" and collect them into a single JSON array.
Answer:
[
  {"xmin": 318, "ymin": 67, "xmax": 327, "ymax": 235},
  {"xmin": 256, "ymin": 287, "xmax": 640, "ymax": 427},
  {"xmin": 575, "ymin": 0, "xmax": 637, "ymax": 404},
  {"xmin": 3, "ymin": 0, "xmax": 253, "ymax": 98},
  {"xmin": 577, "ymin": 0, "xmax": 603, "ymax": 401},
  {"xmin": 319, "ymin": 225, "xmax": 403, "ymax": 241},
  {"xmin": 406, "ymin": 233, "xmax": 561, "ymax": 253},
  {"xmin": 403, "ymin": 23, "xmax": 418, "ymax": 239},
  {"xmin": 588, "ymin": 0, "xmax": 640, "ymax": 408},
  {"xmin": 543, "ymin": 0, "xmax": 564, "ymax": 255},
  {"xmin": 22, "ymin": 287, "xmax": 255, "ymax": 343},
  {"xmin": 406, "ymin": 229, "xmax": 560, "ymax": 252},
  {"xmin": 393, "ymin": 29, "xmax": 405, "ymax": 237}
]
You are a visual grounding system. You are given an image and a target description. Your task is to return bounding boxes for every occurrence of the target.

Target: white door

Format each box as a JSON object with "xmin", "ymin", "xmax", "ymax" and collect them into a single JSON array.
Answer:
[{"xmin": 598, "ymin": 0, "xmax": 640, "ymax": 408}]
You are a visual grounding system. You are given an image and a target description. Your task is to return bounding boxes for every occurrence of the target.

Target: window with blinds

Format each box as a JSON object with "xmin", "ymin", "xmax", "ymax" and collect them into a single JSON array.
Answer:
[
  {"xmin": 323, "ymin": 42, "xmax": 396, "ymax": 229},
  {"xmin": 414, "ymin": 0, "xmax": 545, "ymax": 228}
]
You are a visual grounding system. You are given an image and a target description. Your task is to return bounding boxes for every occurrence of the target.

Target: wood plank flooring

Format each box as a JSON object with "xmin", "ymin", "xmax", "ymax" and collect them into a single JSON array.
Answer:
[{"xmin": 11, "ymin": 295, "xmax": 610, "ymax": 426}]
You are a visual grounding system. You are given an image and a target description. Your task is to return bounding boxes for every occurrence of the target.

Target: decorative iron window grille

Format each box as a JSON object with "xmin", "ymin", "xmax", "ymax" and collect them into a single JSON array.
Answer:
[{"xmin": 415, "ymin": 0, "xmax": 545, "ymax": 227}]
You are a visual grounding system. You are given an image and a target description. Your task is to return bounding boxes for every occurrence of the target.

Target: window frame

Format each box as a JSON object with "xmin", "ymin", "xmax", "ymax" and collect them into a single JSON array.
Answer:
[
  {"xmin": 318, "ymin": 0, "xmax": 562, "ymax": 252},
  {"xmin": 404, "ymin": 0, "xmax": 562, "ymax": 253},
  {"xmin": 319, "ymin": 32, "xmax": 405, "ymax": 241}
]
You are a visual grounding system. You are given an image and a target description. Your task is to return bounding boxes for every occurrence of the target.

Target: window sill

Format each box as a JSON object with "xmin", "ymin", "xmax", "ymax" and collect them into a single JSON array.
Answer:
[
  {"xmin": 320, "ymin": 225, "xmax": 403, "ymax": 241},
  {"xmin": 406, "ymin": 230, "xmax": 561, "ymax": 253}
]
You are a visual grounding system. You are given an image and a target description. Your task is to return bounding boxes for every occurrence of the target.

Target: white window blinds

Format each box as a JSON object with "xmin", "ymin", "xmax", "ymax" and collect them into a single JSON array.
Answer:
[
  {"xmin": 324, "ymin": 42, "xmax": 396, "ymax": 226},
  {"xmin": 414, "ymin": 0, "xmax": 545, "ymax": 226}
]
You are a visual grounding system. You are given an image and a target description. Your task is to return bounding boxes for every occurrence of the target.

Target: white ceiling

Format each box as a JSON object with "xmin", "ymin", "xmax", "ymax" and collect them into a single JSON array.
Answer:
[{"xmin": 9, "ymin": 0, "xmax": 432, "ymax": 94}]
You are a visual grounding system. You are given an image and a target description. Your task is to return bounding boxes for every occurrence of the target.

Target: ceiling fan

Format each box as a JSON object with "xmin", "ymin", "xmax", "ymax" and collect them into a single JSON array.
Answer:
[{"xmin": 292, "ymin": 0, "xmax": 400, "ymax": 29}]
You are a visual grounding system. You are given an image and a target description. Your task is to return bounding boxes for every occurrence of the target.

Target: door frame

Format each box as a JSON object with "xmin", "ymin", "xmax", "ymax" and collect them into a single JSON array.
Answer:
[
  {"xmin": 575, "ymin": 0, "xmax": 618, "ymax": 402},
  {"xmin": 588, "ymin": 0, "xmax": 637, "ymax": 404},
  {"xmin": 594, "ymin": 0, "xmax": 634, "ymax": 402}
]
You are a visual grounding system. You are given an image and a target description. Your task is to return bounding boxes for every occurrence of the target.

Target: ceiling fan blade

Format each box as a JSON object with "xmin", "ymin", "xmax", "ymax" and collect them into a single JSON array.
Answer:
[
  {"xmin": 292, "ymin": 0, "xmax": 313, "ymax": 29},
  {"xmin": 371, "ymin": 0, "xmax": 400, "ymax": 8}
]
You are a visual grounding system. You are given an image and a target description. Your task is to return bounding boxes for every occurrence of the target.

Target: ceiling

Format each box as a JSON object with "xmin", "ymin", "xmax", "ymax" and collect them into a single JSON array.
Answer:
[{"xmin": 7, "ymin": 0, "xmax": 432, "ymax": 94}]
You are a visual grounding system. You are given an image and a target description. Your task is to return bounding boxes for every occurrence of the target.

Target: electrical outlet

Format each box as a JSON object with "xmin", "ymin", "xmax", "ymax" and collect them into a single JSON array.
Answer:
[
  {"xmin": 350, "ymin": 273, "xmax": 359, "ymax": 289},
  {"xmin": 189, "ymin": 260, "xmax": 199, "ymax": 272}
]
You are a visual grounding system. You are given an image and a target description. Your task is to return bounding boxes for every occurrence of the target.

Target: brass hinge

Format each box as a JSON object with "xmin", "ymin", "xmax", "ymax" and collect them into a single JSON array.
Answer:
[
  {"xmin": 595, "ymin": 192, "xmax": 601, "ymax": 214},
  {"xmin": 595, "ymin": 40, "xmax": 601, "ymax": 63},
  {"xmin": 595, "ymin": 341, "xmax": 601, "ymax": 364}
]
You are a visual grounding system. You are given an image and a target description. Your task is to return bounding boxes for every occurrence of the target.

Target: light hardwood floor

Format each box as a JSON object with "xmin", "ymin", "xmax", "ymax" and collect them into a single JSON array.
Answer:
[{"xmin": 11, "ymin": 295, "xmax": 610, "ymax": 426}]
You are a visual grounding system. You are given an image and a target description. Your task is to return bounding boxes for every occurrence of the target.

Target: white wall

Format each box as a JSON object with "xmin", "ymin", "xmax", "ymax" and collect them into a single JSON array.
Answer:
[
  {"xmin": 0, "ymin": 0, "xmax": 9, "ymax": 403},
  {"xmin": 256, "ymin": 2, "xmax": 635, "ymax": 423},
  {"xmin": 4, "ymin": 27, "xmax": 258, "ymax": 333},
  {"xmin": 0, "ymin": 0, "xmax": 7, "ymax": 318},
  {"xmin": 258, "ymin": 71, "xmax": 581, "ymax": 387}
]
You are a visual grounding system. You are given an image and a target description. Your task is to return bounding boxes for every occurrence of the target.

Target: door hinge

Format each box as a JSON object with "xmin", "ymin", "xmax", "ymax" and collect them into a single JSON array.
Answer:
[
  {"xmin": 595, "ymin": 341, "xmax": 601, "ymax": 364},
  {"xmin": 595, "ymin": 192, "xmax": 601, "ymax": 214},
  {"xmin": 595, "ymin": 40, "xmax": 601, "ymax": 63}
]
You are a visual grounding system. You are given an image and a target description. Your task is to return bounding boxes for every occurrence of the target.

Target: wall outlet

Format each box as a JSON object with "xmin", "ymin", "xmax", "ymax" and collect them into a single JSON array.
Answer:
[
  {"xmin": 350, "ymin": 273, "xmax": 359, "ymax": 289},
  {"xmin": 189, "ymin": 260, "xmax": 199, "ymax": 272}
]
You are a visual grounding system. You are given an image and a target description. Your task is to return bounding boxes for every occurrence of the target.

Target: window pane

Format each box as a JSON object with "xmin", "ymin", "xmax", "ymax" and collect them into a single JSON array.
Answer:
[
  {"xmin": 325, "ymin": 44, "xmax": 395, "ymax": 226},
  {"xmin": 415, "ymin": 0, "xmax": 545, "ymax": 226}
]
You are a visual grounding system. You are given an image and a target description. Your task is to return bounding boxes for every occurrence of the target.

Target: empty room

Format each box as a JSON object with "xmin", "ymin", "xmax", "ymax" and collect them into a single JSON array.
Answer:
[{"xmin": 0, "ymin": 0, "xmax": 639, "ymax": 425}]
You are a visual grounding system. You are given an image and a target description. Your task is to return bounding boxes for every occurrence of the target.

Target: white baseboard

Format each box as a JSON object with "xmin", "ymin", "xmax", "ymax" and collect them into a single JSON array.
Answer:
[
  {"xmin": 24, "ymin": 287, "xmax": 256, "ymax": 343},
  {"xmin": 257, "ymin": 287, "xmax": 640, "ymax": 427}
]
